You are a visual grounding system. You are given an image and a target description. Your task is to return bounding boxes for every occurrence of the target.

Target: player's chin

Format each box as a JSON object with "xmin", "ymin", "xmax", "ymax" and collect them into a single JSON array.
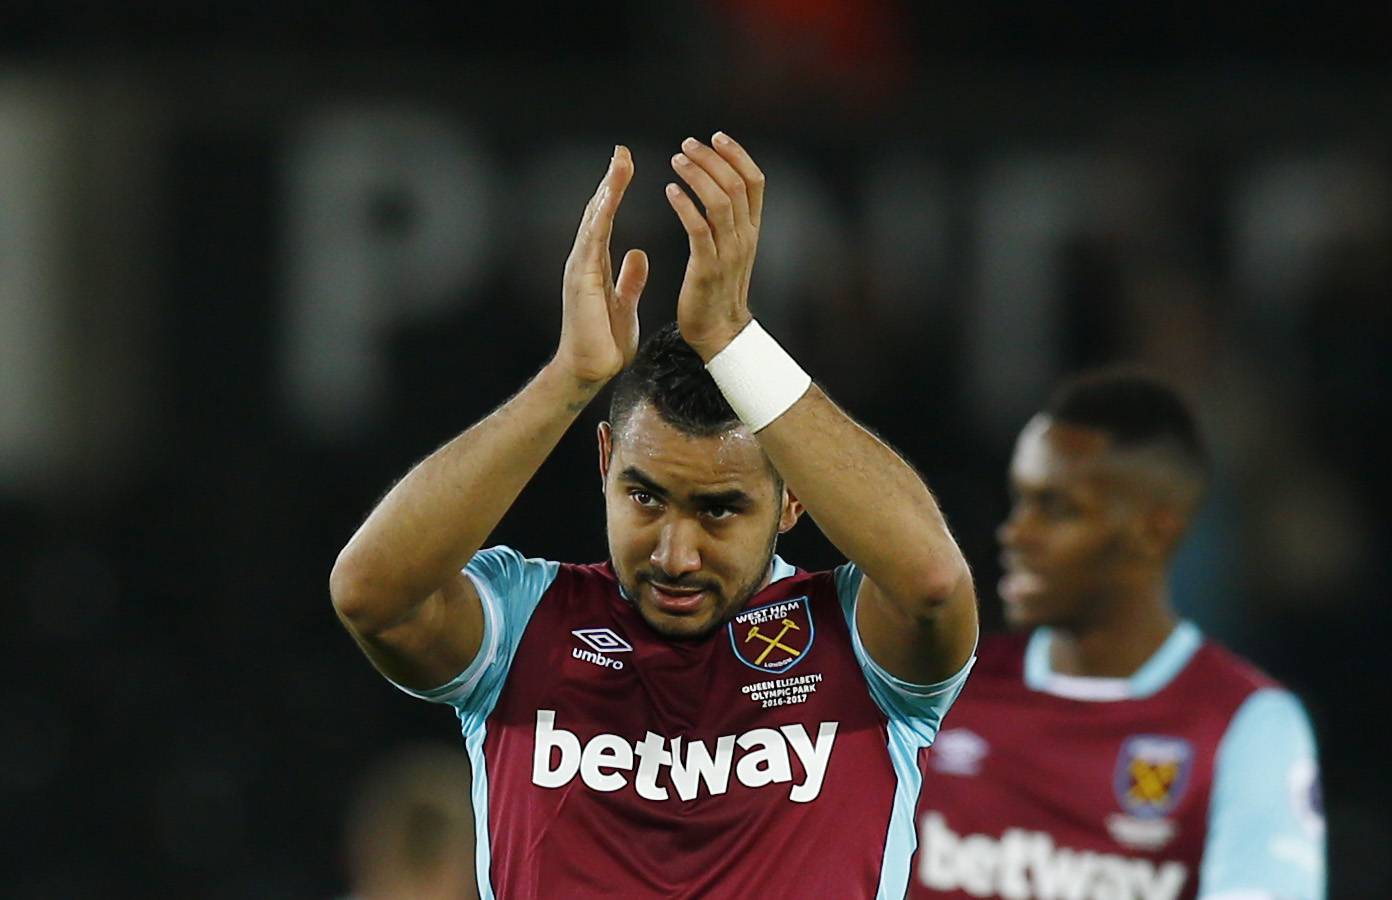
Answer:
[
  {"xmin": 999, "ymin": 572, "xmax": 1053, "ymax": 630},
  {"xmin": 1000, "ymin": 588, "xmax": 1053, "ymax": 630},
  {"xmin": 1001, "ymin": 601, "xmax": 1046, "ymax": 631}
]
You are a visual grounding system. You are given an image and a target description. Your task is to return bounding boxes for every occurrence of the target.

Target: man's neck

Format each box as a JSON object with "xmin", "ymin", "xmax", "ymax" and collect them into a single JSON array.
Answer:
[{"xmin": 1048, "ymin": 586, "xmax": 1178, "ymax": 679}]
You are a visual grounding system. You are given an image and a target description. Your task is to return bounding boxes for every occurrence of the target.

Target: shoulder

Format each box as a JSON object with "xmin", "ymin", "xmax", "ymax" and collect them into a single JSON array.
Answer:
[
  {"xmin": 468, "ymin": 550, "xmax": 608, "ymax": 586},
  {"xmin": 1183, "ymin": 639, "xmax": 1317, "ymax": 772},
  {"xmin": 522, "ymin": 559, "xmax": 619, "ymax": 610},
  {"xmin": 555, "ymin": 560, "xmax": 619, "ymax": 586},
  {"xmin": 1181, "ymin": 637, "xmax": 1284, "ymax": 707},
  {"xmin": 1195, "ymin": 638, "xmax": 1282, "ymax": 690},
  {"xmin": 465, "ymin": 545, "xmax": 564, "ymax": 586},
  {"xmin": 791, "ymin": 565, "xmax": 834, "ymax": 595},
  {"xmin": 754, "ymin": 565, "xmax": 839, "ymax": 624},
  {"xmin": 1220, "ymin": 686, "xmax": 1317, "ymax": 756},
  {"xmin": 767, "ymin": 562, "xmax": 838, "ymax": 608}
]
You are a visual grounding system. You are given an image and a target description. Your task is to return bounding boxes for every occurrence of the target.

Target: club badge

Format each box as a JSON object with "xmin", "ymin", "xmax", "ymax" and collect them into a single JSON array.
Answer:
[
  {"xmin": 729, "ymin": 596, "xmax": 814, "ymax": 673},
  {"xmin": 1114, "ymin": 734, "xmax": 1194, "ymax": 819}
]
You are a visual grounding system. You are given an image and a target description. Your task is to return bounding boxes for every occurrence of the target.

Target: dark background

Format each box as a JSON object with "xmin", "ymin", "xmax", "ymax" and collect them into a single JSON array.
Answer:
[{"xmin": 2, "ymin": 2, "xmax": 1388, "ymax": 896}]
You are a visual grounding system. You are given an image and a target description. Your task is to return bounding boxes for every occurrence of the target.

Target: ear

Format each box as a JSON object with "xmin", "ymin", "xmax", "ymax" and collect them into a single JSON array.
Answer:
[
  {"xmin": 777, "ymin": 484, "xmax": 805, "ymax": 534},
  {"xmin": 1135, "ymin": 502, "xmax": 1187, "ymax": 562},
  {"xmin": 597, "ymin": 421, "xmax": 614, "ymax": 486}
]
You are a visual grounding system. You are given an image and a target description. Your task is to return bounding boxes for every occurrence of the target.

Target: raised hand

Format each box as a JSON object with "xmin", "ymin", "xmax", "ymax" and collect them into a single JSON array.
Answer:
[
  {"xmin": 556, "ymin": 145, "xmax": 650, "ymax": 385},
  {"xmin": 664, "ymin": 133, "xmax": 766, "ymax": 361}
]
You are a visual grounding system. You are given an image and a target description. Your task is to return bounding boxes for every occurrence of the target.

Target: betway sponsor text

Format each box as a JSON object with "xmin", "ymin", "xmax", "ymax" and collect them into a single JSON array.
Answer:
[
  {"xmin": 918, "ymin": 812, "xmax": 1188, "ymax": 900},
  {"xmin": 531, "ymin": 709, "xmax": 837, "ymax": 803}
]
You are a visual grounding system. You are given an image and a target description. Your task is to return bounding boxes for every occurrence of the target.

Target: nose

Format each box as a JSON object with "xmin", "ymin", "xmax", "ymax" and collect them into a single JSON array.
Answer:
[{"xmin": 650, "ymin": 518, "xmax": 702, "ymax": 578}]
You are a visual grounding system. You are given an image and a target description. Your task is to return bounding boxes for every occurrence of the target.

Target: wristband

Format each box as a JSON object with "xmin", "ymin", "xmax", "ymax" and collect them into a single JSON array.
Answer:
[{"xmin": 704, "ymin": 320, "xmax": 812, "ymax": 432}]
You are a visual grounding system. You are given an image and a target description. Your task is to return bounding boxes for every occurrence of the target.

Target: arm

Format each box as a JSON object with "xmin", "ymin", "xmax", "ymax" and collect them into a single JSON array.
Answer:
[
  {"xmin": 330, "ymin": 146, "xmax": 650, "ymax": 691},
  {"xmin": 1198, "ymin": 689, "xmax": 1326, "ymax": 900},
  {"xmin": 664, "ymin": 133, "xmax": 976, "ymax": 684},
  {"xmin": 757, "ymin": 388, "xmax": 977, "ymax": 683}
]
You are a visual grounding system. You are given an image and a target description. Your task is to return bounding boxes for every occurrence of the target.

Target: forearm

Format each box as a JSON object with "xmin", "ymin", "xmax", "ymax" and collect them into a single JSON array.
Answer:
[
  {"xmin": 665, "ymin": 134, "xmax": 973, "ymax": 679},
  {"xmin": 756, "ymin": 385, "xmax": 970, "ymax": 616},
  {"xmin": 331, "ymin": 361, "xmax": 600, "ymax": 630}
]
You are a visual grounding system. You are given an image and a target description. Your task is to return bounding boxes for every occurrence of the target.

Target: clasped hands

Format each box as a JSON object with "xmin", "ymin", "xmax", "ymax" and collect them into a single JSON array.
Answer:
[{"xmin": 555, "ymin": 133, "xmax": 766, "ymax": 387}]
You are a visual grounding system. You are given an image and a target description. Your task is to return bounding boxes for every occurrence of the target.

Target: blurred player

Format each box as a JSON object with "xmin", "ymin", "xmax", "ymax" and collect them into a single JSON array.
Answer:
[
  {"xmin": 342, "ymin": 744, "xmax": 478, "ymax": 900},
  {"xmin": 329, "ymin": 133, "xmax": 977, "ymax": 898},
  {"xmin": 910, "ymin": 370, "xmax": 1325, "ymax": 900}
]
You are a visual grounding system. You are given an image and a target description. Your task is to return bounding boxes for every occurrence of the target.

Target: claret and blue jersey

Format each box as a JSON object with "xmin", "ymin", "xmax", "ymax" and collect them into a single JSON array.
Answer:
[
  {"xmin": 911, "ymin": 623, "xmax": 1326, "ymax": 900},
  {"xmin": 391, "ymin": 546, "xmax": 975, "ymax": 899}
]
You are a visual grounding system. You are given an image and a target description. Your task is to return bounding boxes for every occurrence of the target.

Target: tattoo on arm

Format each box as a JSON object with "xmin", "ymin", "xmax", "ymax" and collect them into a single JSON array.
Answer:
[{"xmin": 566, "ymin": 378, "xmax": 601, "ymax": 413}]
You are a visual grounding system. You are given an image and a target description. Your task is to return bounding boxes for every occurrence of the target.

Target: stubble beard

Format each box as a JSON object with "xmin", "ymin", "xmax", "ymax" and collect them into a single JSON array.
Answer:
[{"xmin": 616, "ymin": 524, "xmax": 781, "ymax": 642}]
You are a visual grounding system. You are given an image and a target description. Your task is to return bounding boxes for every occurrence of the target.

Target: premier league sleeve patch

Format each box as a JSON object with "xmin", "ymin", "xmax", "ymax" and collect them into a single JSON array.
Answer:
[
  {"xmin": 1289, "ymin": 756, "xmax": 1325, "ymax": 837},
  {"xmin": 1113, "ymin": 734, "xmax": 1194, "ymax": 819},
  {"xmin": 729, "ymin": 596, "xmax": 814, "ymax": 673}
]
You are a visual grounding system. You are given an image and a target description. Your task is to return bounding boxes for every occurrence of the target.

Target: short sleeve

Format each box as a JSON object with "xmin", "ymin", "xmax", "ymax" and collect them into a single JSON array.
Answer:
[
  {"xmin": 833, "ymin": 562, "xmax": 976, "ymax": 745},
  {"xmin": 389, "ymin": 546, "xmax": 559, "ymax": 722},
  {"xmin": 1198, "ymin": 688, "xmax": 1326, "ymax": 900}
]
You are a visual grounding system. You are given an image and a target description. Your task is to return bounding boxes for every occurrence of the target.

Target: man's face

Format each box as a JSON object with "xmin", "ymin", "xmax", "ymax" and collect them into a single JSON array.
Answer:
[
  {"xmin": 996, "ymin": 416, "xmax": 1145, "ymax": 630},
  {"xmin": 599, "ymin": 403, "xmax": 800, "ymax": 641}
]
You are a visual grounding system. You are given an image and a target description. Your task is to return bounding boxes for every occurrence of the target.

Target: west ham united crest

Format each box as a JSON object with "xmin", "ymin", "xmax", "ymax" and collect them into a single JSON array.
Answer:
[
  {"xmin": 729, "ymin": 596, "xmax": 814, "ymax": 673},
  {"xmin": 1113, "ymin": 734, "xmax": 1193, "ymax": 819}
]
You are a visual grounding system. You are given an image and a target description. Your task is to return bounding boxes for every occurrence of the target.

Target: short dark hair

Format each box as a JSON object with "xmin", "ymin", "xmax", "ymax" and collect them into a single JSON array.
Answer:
[
  {"xmin": 609, "ymin": 323, "xmax": 740, "ymax": 436},
  {"xmin": 1044, "ymin": 367, "xmax": 1208, "ymax": 479}
]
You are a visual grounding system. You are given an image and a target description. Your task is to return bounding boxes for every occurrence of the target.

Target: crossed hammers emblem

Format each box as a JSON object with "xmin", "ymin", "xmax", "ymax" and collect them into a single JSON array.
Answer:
[
  {"xmin": 745, "ymin": 618, "xmax": 803, "ymax": 666},
  {"xmin": 1128, "ymin": 759, "xmax": 1179, "ymax": 805}
]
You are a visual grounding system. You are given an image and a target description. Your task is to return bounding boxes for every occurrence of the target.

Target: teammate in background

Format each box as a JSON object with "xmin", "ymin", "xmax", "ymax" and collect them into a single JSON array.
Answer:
[
  {"xmin": 910, "ymin": 370, "xmax": 1325, "ymax": 900},
  {"xmin": 329, "ymin": 133, "xmax": 977, "ymax": 898},
  {"xmin": 341, "ymin": 744, "xmax": 478, "ymax": 900}
]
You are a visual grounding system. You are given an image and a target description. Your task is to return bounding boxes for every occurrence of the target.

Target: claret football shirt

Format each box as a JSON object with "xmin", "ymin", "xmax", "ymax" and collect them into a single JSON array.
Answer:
[
  {"xmin": 910, "ymin": 624, "xmax": 1325, "ymax": 900},
  {"xmin": 391, "ymin": 546, "xmax": 975, "ymax": 899}
]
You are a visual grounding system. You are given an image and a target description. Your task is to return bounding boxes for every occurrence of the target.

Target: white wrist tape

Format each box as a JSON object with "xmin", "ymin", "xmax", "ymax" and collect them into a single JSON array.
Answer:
[{"xmin": 704, "ymin": 320, "xmax": 812, "ymax": 432}]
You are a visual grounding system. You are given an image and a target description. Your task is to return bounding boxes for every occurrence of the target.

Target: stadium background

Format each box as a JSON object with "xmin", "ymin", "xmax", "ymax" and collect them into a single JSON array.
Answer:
[{"xmin": 2, "ymin": 2, "xmax": 1388, "ymax": 896}]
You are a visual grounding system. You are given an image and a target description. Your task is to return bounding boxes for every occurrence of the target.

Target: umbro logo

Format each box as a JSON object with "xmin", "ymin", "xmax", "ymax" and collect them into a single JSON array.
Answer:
[
  {"xmin": 930, "ymin": 728, "xmax": 989, "ymax": 776},
  {"xmin": 571, "ymin": 627, "xmax": 631, "ymax": 671},
  {"xmin": 572, "ymin": 628, "xmax": 633, "ymax": 653}
]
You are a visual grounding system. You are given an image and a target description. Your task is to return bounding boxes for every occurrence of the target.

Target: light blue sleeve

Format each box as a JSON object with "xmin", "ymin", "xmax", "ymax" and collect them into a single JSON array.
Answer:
[
  {"xmin": 833, "ymin": 562, "xmax": 976, "ymax": 745},
  {"xmin": 1198, "ymin": 688, "xmax": 1326, "ymax": 900},
  {"xmin": 390, "ymin": 546, "xmax": 559, "ymax": 727}
]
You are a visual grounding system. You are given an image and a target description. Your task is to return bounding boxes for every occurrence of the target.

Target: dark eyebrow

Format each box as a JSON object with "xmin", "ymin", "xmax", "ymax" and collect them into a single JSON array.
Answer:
[
  {"xmin": 618, "ymin": 466, "xmax": 752, "ymax": 509},
  {"xmin": 693, "ymin": 489, "xmax": 752, "ymax": 509},
  {"xmin": 618, "ymin": 467, "xmax": 670, "ymax": 499}
]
